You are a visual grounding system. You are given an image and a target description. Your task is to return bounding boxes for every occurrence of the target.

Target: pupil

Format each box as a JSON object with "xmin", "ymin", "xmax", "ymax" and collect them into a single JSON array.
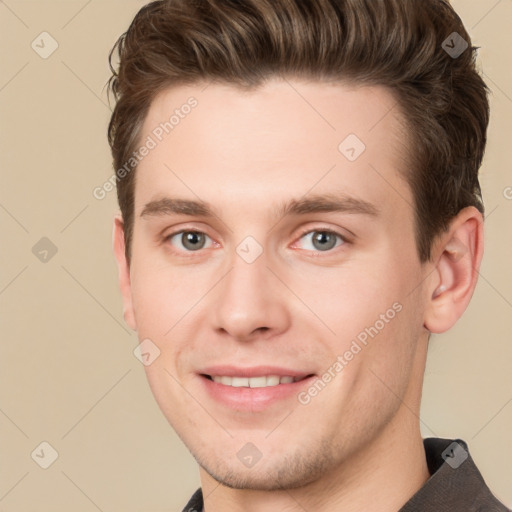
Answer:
[
  {"xmin": 184, "ymin": 232, "xmax": 204, "ymax": 250},
  {"xmin": 314, "ymin": 232, "xmax": 336, "ymax": 251}
]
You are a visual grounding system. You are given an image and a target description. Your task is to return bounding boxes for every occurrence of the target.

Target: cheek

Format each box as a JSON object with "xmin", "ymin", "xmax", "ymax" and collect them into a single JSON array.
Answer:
[
  {"xmin": 317, "ymin": 294, "xmax": 423, "ymax": 434},
  {"xmin": 129, "ymin": 254, "xmax": 196, "ymax": 335},
  {"xmin": 346, "ymin": 286, "xmax": 424, "ymax": 405},
  {"xmin": 302, "ymin": 255, "xmax": 423, "ymax": 392},
  {"xmin": 141, "ymin": 355, "xmax": 198, "ymax": 436},
  {"xmin": 129, "ymin": 257, "xmax": 211, "ymax": 378},
  {"xmin": 291, "ymin": 259, "xmax": 405, "ymax": 340}
]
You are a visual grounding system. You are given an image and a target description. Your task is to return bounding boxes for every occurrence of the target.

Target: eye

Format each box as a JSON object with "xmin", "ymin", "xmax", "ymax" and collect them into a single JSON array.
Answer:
[
  {"xmin": 166, "ymin": 230, "xmax": 214, "ymax": 252},
  {"xmin": 164, "ymin": 228, "xmax": 347, "ymax": 255},
  {"xmin": 295, "ymin": 228, "xmax": 347, "ymax": 253}
]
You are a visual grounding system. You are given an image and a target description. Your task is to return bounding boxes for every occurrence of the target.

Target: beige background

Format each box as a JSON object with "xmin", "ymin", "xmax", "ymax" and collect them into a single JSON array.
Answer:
[{"xmin": 0, "ymin": 1, "xmax": 511, "ymax": 510}]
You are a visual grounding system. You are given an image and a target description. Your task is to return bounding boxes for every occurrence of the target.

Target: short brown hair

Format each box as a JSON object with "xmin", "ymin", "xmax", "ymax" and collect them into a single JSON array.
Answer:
[{"xmin": 107, "ymin": 0, "xmax": 490, "ymax": 263}]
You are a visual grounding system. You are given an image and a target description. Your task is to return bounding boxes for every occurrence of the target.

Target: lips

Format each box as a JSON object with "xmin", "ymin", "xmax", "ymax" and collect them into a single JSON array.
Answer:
[{"xmin": 197, "ymin": 365, "xmax": 316, "ymax": 411}]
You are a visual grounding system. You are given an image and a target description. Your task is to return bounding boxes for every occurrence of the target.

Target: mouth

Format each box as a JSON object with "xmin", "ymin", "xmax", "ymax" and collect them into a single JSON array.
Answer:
[
  {"xmin": 197, "ymin": 366, "xmax": 316, "ymax": 411},
  {"xmin": 201, "ymin": 374, "xmax": 313, "ymax": 388}
]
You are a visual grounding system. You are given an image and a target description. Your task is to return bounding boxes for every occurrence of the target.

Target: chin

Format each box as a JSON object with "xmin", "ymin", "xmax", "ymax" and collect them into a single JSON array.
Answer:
[{"xmin": 196, "ymin": 443, "xmax": 336, "ymax": 491}]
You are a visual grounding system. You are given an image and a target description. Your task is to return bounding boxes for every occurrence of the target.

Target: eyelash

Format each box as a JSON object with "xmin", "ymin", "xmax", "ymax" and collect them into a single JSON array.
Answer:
[
  {"xmin": 293, "ymin": 227, "xmax": 348, "ymax": 255},
  {"xmin": 163, "ymin": 226, "xmax": 349, "ymax": 256}
]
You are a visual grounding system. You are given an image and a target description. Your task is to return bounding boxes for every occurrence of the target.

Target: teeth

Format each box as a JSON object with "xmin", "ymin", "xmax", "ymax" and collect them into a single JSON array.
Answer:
[
  {"xmin": 211, "ymin": 375, "xmax": 300, "ymax": 387},
  {"xmin": 248, "ymin": 376, "xmax": 267, "ymax": 388},
  {"xmin": 265, "ymin": 376, "xmax": 280, "ymax": 387},
  {"xmin": 231, "ymin": 377, "xmax": 249, "ymax": 387}
]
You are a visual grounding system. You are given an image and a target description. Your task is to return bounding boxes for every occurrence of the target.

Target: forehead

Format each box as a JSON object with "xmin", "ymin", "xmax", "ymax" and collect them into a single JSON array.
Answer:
[{"xmin": 133, "ymin": 79, "xmax": 412, "ymax": 219}]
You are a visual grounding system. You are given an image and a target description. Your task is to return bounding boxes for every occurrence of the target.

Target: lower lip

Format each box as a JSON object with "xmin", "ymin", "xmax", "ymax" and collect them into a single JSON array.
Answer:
[{"xmin": 199, "ymin": 374, "xmax": 316, "ymax": 412}]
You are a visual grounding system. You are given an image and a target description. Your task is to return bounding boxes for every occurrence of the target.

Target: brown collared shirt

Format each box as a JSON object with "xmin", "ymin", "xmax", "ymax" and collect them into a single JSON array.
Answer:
[{"xmin": 182, "ymin": 438, "xmax": 510, "ymax": 511}]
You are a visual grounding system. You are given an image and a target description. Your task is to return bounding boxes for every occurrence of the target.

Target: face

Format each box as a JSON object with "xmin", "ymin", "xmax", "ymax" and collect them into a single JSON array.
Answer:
[{"xmin": 117, "ymin": 79, "xmax": 432, "ymax": 490}]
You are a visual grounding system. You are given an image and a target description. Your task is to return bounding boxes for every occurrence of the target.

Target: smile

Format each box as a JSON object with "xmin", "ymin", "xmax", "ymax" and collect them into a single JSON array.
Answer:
[{"xmin": 205, "ymin": 375, "xmax": 307, "ymax": 387}]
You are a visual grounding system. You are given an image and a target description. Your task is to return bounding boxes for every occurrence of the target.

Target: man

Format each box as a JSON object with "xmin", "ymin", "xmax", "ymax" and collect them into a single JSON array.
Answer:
[{"xmin": 106, "ymin": 0, "xmax": 510, "ymax": 510}]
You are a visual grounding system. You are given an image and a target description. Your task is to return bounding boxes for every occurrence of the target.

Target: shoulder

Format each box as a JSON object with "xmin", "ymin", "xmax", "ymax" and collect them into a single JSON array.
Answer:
[{"xmin": 400, "ymin": 438, "xmax": 510, "ymax": 512}]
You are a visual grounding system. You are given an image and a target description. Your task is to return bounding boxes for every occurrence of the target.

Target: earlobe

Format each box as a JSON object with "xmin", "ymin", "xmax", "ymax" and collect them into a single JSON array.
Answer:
[
  {"xmin": 424, "ymin": 207, "xmax": 484, "ymax": 334},
  {"xmin": 112, "ymin": 215, "xmax": 137, "ymax": 331}
]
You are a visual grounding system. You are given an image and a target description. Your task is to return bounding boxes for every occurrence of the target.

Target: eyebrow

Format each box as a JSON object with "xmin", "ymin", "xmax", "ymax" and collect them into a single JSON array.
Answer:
[{"xmin": 140, "ymin": 193, "xmax": 379, "ymax": 220}]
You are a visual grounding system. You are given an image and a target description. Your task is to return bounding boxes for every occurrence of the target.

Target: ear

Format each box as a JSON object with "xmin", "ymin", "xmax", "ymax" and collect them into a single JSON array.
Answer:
[
  {"xmin": 424, "ymin": 206, "xmax": 484, "ymax": 334},
  {"xmin": 112, "ymin": 214, "xmax": 137, "ymax": 331}
]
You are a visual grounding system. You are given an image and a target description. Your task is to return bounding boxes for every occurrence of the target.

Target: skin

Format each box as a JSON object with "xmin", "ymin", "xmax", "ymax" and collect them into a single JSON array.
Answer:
[{"xmin": 113, "ymin": 79, "xmax": 483, "ymax": 511}]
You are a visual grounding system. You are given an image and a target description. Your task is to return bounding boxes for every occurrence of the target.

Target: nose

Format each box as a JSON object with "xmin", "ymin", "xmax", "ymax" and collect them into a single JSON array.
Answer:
[{"xmin": 211, "ymin": 247, "xmax": 291, "ymax": 342}]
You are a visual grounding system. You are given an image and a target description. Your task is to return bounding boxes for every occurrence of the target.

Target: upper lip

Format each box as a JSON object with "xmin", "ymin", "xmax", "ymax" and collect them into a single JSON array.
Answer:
[{"xmin": 199, "ymin": 365, "xmax": 314, "ymax": 379}]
